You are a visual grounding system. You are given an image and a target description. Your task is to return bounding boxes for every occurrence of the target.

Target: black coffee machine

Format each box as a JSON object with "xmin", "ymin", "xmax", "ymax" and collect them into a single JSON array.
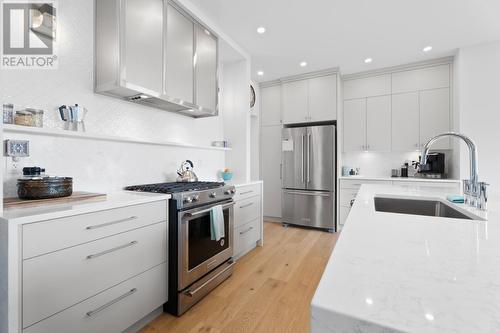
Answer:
[{"xmin": 418, "ymin": 152, "xmax": 445, "ymax": 178}]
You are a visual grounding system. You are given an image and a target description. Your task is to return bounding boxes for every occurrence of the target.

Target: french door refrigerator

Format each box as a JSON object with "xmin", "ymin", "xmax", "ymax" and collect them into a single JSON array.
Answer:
[{"xmin": 282, "ymin": 124, "xmax": 336, "ymax": 231}]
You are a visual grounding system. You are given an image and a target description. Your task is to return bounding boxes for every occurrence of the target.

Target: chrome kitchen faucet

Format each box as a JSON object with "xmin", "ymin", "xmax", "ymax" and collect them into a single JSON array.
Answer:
[{"xmin": 420, "ymin": 132, "xmax": 489, "ymax": 210}]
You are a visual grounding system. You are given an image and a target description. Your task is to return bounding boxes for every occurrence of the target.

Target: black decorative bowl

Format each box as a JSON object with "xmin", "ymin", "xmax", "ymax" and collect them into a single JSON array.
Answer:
[{"xmin": 17, "ymin": 177, "xmax": 73, "ymax": 200}]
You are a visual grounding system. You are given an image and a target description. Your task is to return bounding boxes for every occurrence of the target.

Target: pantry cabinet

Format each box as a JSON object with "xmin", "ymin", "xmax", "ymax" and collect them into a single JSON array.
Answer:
[
  {"xmin": 261, "ymin": 85, "xmax": 282, "ymax": 126},
  {"xmin": 392, "ymin": 64, "xmax": 450, "ymax": 94},
  {"xmin": 261, "ymin": 126, "xmax": 282, "ymax": 218},
  {"xmin": 282, "ymin": 74, "xmax": 337, "ymax": 124}
]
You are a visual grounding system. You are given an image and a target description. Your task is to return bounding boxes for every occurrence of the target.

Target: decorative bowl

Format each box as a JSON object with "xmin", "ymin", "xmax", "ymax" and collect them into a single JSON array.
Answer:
[{"xmin": 221, "ymin": 172, "xmax": 233, "ymax": 181}]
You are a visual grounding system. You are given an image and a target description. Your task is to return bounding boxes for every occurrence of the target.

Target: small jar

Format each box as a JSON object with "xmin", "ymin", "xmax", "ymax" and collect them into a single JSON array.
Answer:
[
  {"xmin": 14, "ymin": 110, "xmax": 34, "ymax": 127},
  {"xmin": 3, "ymin": 103, "xmax": 14, "ymax": 124},
  {"xmin": 26, "ymin": 108, "xmax": 44, "ymax": 127}
]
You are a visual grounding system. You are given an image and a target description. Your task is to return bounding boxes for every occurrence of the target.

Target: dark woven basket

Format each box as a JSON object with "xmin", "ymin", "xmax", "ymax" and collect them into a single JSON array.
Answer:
[{"xmin": 17, "ymin": 177, "xmax": 73, "ymax": 200}]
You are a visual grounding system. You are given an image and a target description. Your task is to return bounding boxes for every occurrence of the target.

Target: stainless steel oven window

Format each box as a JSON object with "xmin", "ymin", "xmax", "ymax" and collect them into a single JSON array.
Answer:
[{"xmin": 178, "ymin": 201, "xmax": 234, "ymax": 290}]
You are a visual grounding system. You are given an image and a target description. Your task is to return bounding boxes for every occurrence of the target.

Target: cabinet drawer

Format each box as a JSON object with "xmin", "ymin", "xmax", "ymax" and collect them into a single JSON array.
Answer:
[
  {"xmin": 340, "ymin": 189, "xmax": 359, "ymax": 207},
  {"xmin": 234, "ymin": 218, "xmax": 260, "ymax": 257},
  {"xmin": 23, "ymin": 222, "xmax": 167, "ymax": 328},
  {"xmin": 340, "ymin": 179, "xmax": 391, "ymax": 189},
  {"xmin": 234, "ymin": 183, "xmax": 261, "ymax": 201},
  {"xmin": 234, "ymin": 195, "xmax": 261, "ymax": 228},
  {"xmin": 396, "ymin": 181, "xmax": 460, "ymax": 190},
  {"xmin": 24, "ymin": 263, "xmax": 167, "ymax": 333},
  {"xmin": 23, "ymin": 200, "xmax": 167, "ymax": 259}
]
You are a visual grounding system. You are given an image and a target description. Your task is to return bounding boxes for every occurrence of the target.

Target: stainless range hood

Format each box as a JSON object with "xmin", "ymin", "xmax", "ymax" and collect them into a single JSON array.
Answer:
[{"xmin": 95, "ymin": 0, "xmax": 219, "ymax": 118}]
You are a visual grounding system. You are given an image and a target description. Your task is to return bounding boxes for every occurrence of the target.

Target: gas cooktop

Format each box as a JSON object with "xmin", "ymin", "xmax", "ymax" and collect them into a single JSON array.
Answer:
[{"xmin": 124, "ymin": 181, "xmax": 225, "ymax": 194}]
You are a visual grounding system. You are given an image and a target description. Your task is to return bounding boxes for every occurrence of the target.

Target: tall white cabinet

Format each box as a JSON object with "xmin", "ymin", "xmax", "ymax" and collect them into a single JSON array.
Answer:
[
  {"xmin": 260, "ymin": 71, "xmax": 338, "ymax": 220},
  {"xmin": 343, "ymin": 63, "xmax": 452, "ymax": 153}
]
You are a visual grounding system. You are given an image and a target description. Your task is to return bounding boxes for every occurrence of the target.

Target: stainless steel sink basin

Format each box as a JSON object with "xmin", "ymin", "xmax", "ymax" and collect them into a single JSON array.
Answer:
[{"xmin": 374, "ymin": 197, "xmax": 477, "ymax": 220}]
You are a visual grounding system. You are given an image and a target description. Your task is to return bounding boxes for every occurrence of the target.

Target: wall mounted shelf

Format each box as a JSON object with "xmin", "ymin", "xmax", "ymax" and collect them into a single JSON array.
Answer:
[{"xmin": 3, "ymin": 124, "xmax": 231, "ymax": 151}]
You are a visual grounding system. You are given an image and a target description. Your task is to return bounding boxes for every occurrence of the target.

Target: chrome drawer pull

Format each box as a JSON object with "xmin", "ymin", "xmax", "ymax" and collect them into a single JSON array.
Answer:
[
  {"xmin": 240, "ymin": 190, "xmax": 253, "ymax": 195},
  {"xmin": 86, "ymin": 288, "xmax": 137, "ymax": 317},
  {"xmin": 86, "ymin": 216, "xmax": 138, "ymax": 230},
  {"xmin": 239, "ymin": 202, "xmax": 254, "ymax": 209},
  {"xmin": 239, "ymin": 226, "xmax": 253, "ymax": 235},
  {"xmin": 86, "ymin": 241, "xmax": 138, "ymax": 260}
]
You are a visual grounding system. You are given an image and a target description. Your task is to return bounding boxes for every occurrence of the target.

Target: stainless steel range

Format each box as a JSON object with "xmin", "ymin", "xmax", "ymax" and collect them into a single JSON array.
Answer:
[{"xmin": 125, "ymin": 181, "xmax": 235, "ymax": 315}]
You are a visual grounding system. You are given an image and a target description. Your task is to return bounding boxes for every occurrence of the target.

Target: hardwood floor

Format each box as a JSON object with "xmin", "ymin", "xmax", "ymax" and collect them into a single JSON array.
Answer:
[{"xmin": 141, "ymin": 222, "xmax": 339, "ymax": 333}]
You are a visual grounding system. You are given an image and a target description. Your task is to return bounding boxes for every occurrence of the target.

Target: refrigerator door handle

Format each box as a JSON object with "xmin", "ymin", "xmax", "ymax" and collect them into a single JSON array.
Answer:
[
  {"xmin": 301, "ymin": 134, "xmax": 305, "ymax": 183},
  {"xmin": 283, "ymin": 190, "xmax": 331, "ymax": 197},
  {"xmin": 307, "ymin": 132, "xmax": 311, "ymax": 183}
]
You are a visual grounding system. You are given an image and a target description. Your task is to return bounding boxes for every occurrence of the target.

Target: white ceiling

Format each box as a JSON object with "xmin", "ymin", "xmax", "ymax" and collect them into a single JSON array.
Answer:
[{"xmin": 190, "ymin": 0, "xmax": 500, "ymax": 82}]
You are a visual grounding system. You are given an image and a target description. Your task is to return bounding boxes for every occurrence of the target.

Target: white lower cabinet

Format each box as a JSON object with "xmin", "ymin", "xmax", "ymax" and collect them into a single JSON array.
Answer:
[
  {"xmin": 24, "ymin": 263, "xmax": 167, "ymax": 333},
  {"xmin": 23, "ymin": 222, "xmax": 167, "ymax": 328},
  {"xmin": 18, "ymin": 199, "xmax": 169, "ymax": 333},
  {"xmin": 233, "ymin": 183, "xmax": 263, "ymax": 259}
]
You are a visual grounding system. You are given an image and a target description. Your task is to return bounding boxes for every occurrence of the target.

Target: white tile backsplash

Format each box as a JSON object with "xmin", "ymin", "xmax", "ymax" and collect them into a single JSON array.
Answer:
[{"xmin": 1, "ymin": 0, "xmax": 228, "ymax": 197}]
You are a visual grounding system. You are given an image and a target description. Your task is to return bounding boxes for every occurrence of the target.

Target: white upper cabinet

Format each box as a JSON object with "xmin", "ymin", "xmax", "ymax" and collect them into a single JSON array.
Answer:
[
  {"xmin": 282, "ymin": 80, "xmax": 309, "ymax": 124},
  {"xmin": 308, "ymin": 75, "xmax": 337, "ymax": 122},
  {"xmin": 420, "ymin": 88, "xmax": 450, "ymax": 149},
  {"xmin": 366, "ymin": 95, "xmax": 392, "ymax": 151},
  {"xmin": 343, "ymin": 99, "xmax": 366, "ymax": 152},
  {"xmin": 392, "ymin": 64, "xmax": 450, "ymax": 94},
  {"xmin": 282, "ymin": 74, "xmax": 337, "ymax": 124},
  {"xmin": 343, "ymin": 74, "xmax": 391, "ymax": 100},
  {"xmin": 194, "ymin": 25, "xmax": 218, "ymax": 112},
  {"xmin": 123, "ymin": 0, "xmax": 164, "ymax": 94},
  {"xmin": 261, "ymin": 85, "xmax": 282, "ymax": 126},
  {"xmin": 165, "ymin": 4, "xmax": 194, "ymax": 103},
  {"xmin": 392, "ymin": 92, "xmax": 420, "ymax": 151}
]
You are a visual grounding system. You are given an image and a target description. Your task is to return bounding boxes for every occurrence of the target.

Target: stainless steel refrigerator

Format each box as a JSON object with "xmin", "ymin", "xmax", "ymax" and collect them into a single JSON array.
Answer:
[{"xmin": 282, "ymin": 124, "xmax": 336, "ymax": 231}]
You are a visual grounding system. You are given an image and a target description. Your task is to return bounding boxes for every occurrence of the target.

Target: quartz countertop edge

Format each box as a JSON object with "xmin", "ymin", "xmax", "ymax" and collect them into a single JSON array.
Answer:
[
  {"xmin": 311, "ymin": 183, "xmax": 498, "ymax": 333},
  {"xmin": 1, "ymin": 191, "xmax": 171, "ymax": 225},
  {"xmin": 340, "ymin": 176, "xmax": 461, "ymax": 183}
]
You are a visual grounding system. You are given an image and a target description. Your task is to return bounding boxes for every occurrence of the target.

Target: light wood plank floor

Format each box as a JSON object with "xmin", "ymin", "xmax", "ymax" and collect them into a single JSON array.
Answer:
[{"xmin": 141, "ymin": 221, "xmax": 339, "ymax": 333}]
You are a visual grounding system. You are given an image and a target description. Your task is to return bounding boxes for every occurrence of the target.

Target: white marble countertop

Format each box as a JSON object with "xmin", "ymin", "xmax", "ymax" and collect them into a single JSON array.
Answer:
[
  {"xmin": 312, "ymin": 184, "xmax": 499, "ymax": 333},
  {"xmin": 340, "ymin": 176, "xmax": 461, "ymax": 183},
  {"xmin": 1, "ymin": 191, "xmax": 170, "ymax": 225}
]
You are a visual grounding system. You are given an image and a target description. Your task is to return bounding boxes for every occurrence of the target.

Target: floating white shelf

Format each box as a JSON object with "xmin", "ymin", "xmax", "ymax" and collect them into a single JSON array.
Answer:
[{"xmin": 3, "ymin": 124, "xmax": 231, "ymax": 151}]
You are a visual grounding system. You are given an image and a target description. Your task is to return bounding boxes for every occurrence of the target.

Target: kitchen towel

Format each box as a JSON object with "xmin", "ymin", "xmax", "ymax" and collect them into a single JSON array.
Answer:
[
  {"xmin": 210, "ymin": 205, "xmax": 225, "ymax": 241},
  {"xmin": 447, "ymin": 195, "xmax": 465, "ymax": 204}
]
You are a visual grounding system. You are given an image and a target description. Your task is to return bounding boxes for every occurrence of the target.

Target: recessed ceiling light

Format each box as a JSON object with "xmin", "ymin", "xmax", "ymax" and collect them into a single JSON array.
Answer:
[
  {"xmin": 257, "ymin": 71, "xmax": 264, "ymax": 76},
  {"xmin": 300, "ymin": 61, "xmax": 308, "ymax": 67},
  {"xmin": 423, "ymin": 46, "xmax": 433, "ymax": 52},
  {"xmin": 364, "ymin": 58, "xmax": 373, "ymax": 64},
  {"xmin": 256, "ymin": 27, "xmax": 266, "ymax": 34}
]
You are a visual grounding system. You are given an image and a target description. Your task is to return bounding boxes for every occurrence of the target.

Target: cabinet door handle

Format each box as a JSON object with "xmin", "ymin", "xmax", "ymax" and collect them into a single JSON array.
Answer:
[
  {"xmin": 240, "ymin": 202, "xmax": 254, "ymax": 209},
  {"xmin": 86, "ymin": 241, "xmax": 138, "ymax": 260},
  {"xmin": 86, "ymin": 288, "xmax": 137, "ymax": 317},
  {"xmin": 239, "ymin": 226, "xmax": 253, "ymax": 235},
  {"xmin": 86, "ymin": 216, "xmax": 138, "ymax": 230},
  {"xmin": 240, "ymin": 190, "xmax": 253, "ymax": 195}
]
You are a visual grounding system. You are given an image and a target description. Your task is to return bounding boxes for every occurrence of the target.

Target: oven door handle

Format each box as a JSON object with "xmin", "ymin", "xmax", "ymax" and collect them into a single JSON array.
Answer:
[{"xmin": 183, "ymin": 202, "xmax": 234, "ymax": 218}]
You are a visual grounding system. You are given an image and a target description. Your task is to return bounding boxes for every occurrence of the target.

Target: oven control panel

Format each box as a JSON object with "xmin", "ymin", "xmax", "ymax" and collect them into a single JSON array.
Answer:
[{"xmin": 175, "ymin": 185, "xmax": 235, "ymax": 209}]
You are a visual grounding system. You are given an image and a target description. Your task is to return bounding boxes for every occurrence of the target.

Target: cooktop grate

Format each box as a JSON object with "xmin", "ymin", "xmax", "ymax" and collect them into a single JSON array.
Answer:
[{"xmin": 124, "ymin": 181, "xmax": 225, "ymax": 194}]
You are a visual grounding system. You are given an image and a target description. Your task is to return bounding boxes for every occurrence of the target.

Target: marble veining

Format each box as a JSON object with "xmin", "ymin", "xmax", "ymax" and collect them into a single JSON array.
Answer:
[{"xmin": 312, "ymin": 184, "xmax": 500, "ymax": 333}]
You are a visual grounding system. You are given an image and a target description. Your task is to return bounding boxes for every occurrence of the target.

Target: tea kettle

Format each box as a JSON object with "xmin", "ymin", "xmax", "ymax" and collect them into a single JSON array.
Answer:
[{"xmin": 176, "ymin": 160, "xmax": 198, "ymax": 182}]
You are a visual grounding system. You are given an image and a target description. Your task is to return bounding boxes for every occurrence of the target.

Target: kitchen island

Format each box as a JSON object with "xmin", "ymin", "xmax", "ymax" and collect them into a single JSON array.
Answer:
[{"xmin": 312, "ymin": 184, "xmax": 499, "ymax": 333}]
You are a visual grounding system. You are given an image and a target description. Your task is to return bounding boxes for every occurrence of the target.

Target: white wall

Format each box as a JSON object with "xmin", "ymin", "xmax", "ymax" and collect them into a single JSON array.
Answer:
[
  {"xmin": 0, "ymin": 0, "xmax": 248, "ymax": 198},
  {"xmin": 455, "ymin": 40, "xmax": 500, "ymax": 199}
]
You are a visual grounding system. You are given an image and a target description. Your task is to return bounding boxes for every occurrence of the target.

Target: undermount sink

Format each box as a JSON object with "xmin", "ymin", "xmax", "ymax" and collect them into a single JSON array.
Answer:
[{"xmin": 374, "ymin": 197, "xmax": 479, "ymax": 220}]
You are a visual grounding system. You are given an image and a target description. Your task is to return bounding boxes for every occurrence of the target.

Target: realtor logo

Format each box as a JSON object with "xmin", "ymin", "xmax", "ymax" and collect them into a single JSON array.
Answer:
[{"xmin": 1, "ymin": 0, "xmax": 57, "ymax": 69}]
